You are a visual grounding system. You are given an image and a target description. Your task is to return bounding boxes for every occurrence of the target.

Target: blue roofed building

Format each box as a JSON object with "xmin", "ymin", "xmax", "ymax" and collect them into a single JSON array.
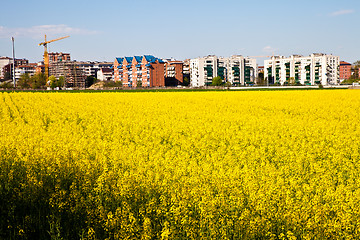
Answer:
[{"xmin": 114, "ymin": 55, "xmax": 165, "ymax": 87}]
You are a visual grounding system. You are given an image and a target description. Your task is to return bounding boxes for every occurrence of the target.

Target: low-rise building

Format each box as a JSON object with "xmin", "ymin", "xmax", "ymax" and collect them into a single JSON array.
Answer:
[{"xmin": 264, "ymin": 53, "xmax": 340, "ymax": 85}]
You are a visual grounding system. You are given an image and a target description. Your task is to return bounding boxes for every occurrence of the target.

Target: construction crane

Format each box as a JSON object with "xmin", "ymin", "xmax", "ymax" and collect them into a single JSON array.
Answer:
[
  {"xmin": 247, "ymin": 56, "xmax": 273, "ymax": 58},
  {"xmin": 38, "ymin": 35, "xmax": 69, "ymax": 82}
]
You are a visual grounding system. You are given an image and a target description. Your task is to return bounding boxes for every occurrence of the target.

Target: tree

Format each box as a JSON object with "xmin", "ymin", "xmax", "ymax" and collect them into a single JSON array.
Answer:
[
  {"xmin": 30, "ymin": 73, "xmax": 46, "ymax": 89},
  {"xmin": 211, "ymin": 76, "xmax": 223, "ymax": 86},
  {"xmin": 183, "ymin": 77, "xmax": 190, "ymax": 86},
  {"xmin": 4, "ymin": 72, "xmax": 11, "ymax": 81},
  {"xmin": 289, "ymin": 77, "xmax": 295, "ymax": 85},
  {"xmin": 225, "ymin": 81, "xmax": 232, "ymax": 88},
  {"xmin": 0, "ymin": 81, "xmax": 14, "ymax": 89},
  {"xmin": 353, "ymin": 60, "xmax": 360, "ymax": 67},
  {"xmin": 49, "ymin": 75, "xmax": 57, "ymax": 89},
  {"xmin": 17, "ymin": 73, "xmax": 31, "ymax": 89},
  {"xmin": 85, "ymin": 76, "xmax": 97, "ymax": 88},
  {"xmin": 137, "ymin": 80, "xmax": 142, "ymax": 88},
  {"xmin": 58, "ymin": 76, "xmax": 65, "ymax": 88},
  {"xmin": 256, "ymin": 72, "xmax": 265, "ymax": 85}
]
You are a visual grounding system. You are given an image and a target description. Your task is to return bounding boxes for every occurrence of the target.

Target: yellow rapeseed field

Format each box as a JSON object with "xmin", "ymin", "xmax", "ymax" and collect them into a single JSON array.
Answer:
[{"xmin": 1, "ymin": 90, "xmax": 360, "ymax": 239}]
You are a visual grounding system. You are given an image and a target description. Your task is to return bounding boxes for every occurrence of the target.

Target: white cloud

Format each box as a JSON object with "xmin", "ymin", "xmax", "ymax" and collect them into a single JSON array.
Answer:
[
  {"xmin": 330, "ymin": 9, "xmax": 354, "ymax": 17},
  {"xmin": 0, "ymin": 24, "xmax": 98, "ymax": 39},
  {"xmin": 263, "ymin": 46, "xmax": 276, "ymax": 54}
]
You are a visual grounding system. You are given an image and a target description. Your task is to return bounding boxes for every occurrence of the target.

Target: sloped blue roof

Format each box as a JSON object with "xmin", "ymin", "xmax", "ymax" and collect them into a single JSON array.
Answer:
[
  {"xmin": 116, "ymin": 57, "xmax": 123, "ymax": 64},
  {"xmin": 136, "ymin": 64, "xmax": 141, "ymax": 67},
  {"xmin": 125, "ymin": 57, "xmax": 133, "ymax": 63},
  {"xmin": 126, "ymin": 64, "xmax": 132, "ymax": 68},
  {"xmin": 134, "ymin": 56, "xmax": 142, "ymax": 63},
  {"xmin": 145, "ymin": 63, "xmax": 151, "ymax": 67},
  {"xmin": 145, "ymin": 55, "xmax": 164, "ymax": 64},
  {"xmin": 144, "ymin": 55, "xmax": 156, "ymax": 62}
]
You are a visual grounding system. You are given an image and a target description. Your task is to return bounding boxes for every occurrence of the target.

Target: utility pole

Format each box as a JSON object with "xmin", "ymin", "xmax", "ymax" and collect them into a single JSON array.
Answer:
[{"xmin": 12, "ymin": 37, "xmax": 15, "ymax": 87}]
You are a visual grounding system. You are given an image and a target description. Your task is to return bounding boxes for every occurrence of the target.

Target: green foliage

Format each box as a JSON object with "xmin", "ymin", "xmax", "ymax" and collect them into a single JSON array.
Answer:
[
  {"xmin": 288, "ymin": 77, "xmax": 295, "ymax": 85},
  {"xmin": 341, "ymin": 78, "xmax": 359, "ymax": 84},
  {"xmin": 58, "ymin": 76, "xmax": 65, "ymax": 88},
  {"xmin": 103, "ymin": 80, "xmax": 123, "ymax": 88},
  {"xmin": 257, "ymin": 72, "xmax": 265, "ymax": 85},
  {"xmin": 225, "ymin": 81, "xmax": 232, "ymax": 87},
  {"xmin": 30, "ymin": 73, "xmax": 47, "ymax": 89},
  {"xmin": 183, "ymin": 77, "xmax": 190, "ymax": 86},
  {"xmin": 0, "ymin": 81, "xmax": 14, "ymax": 89},
  {"xmin": 4, "ymin": 72, "xmax": 11, "ymax": 81},
  {"xmin": 211, "ymin": 76, "xmax": 223, "ymax": 86},
  {"xmin": 17, "ymin": 73, "xmax": 32, "ymax": 89},
  {"xmin": 85, "ymin": 76, "xmax": 97, "ymax": 88},
  {"xmin": 137, "ymin": 80, "xmax": 142, "ymax": 88},
  {"xmin": 353, "ymin": 60, "xmax": 360, "ymax": 66},
  {"xmin": 49, "ymin": 75, "xmax": 57, "ymax": 89},
  {"xmin": 49, "ymin": 75, "xmax": 65, "ymax": 89}
]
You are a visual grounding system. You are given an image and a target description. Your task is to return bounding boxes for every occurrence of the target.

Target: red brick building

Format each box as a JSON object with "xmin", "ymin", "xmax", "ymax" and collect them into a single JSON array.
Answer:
[
  {"xmin": 339, "ymin": 61, "xmax": 352, "ymax": 80},
  {"xmin": 114, "ymin": 55, "xmax": 165, "ymax": 87},
  {"xmin": 48, "ymin": 52, "xmax": 71, "ymax": 63},
  {"xmin": 165, "ymin": 61, "xmax": 183, "ymax": 86}
]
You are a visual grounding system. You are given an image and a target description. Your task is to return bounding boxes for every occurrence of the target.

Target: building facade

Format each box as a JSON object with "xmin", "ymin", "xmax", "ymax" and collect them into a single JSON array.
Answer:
[
  {"xmin": 1, "ymin": 57, "xmax": 30, "ymax": 80},
  {"xmin": 339, "ymin": 61, "xmax": 352, "ymax": 81},
  {"xmin": 114, "ymin": 55, "xmax": 165, "ymax": 87},
  {"xmin": 190, "ymin": 55, "xmax": 257, "ymax": 87},
  {"xmin": 76, "ymin": 61, "xmax": 113, "ymax": 79},
  {"xmin": 47, "ymin": 52, "xmax": 86, "ymax": 88},
  {"xmin": 264, "ymin": 54, "xmax": 340, "ymax": 85},
  {"xmin": 97, "ymin": 68, "xmax": 113, "ymax": 81},
  {"xmin": 165, "ymin": 60, "xmax": 183, "ymax": 86},
  {"xmin": 14, "ymin": 63, "xmax": 37, "ymax": 80}
]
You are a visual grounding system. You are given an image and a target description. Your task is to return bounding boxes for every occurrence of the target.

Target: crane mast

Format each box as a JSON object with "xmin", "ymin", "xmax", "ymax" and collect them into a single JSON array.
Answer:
[{"xmin": 39, "ymin": 35, "xmax": 69, "ymax": 83}]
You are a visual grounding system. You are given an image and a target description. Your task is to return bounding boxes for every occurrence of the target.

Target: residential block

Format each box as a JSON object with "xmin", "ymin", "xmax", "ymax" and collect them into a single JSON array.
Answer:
[
  {"xmin": 114, "ymin": 55, "xmax": 165, "ymax": 87},
  {"xmin": 190, "ymin": 55, "xmax": 257, "ymax": 87},
  {"xmin": 264, "ymin": 53, "xmax": 340, "ymax": 85}
]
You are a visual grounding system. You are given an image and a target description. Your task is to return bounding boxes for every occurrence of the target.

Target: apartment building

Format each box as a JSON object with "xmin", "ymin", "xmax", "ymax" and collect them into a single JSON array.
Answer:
[
  {"xmin": 339, "ymin": 61, "xmax": 352, "ymax": 80},
  {"xmin": 76, "ymin": 61, "xmax": 113, "ymax": 78},
  {"xmin": 97, "ymin": 68, "xmax": 113, "ymax": 81},
  {"xmin": 264, "ymin": 53, "xmax": 340, "ymax": 85},
  {"xmin": 164, "ymin": 60, "xmax": 183, "ymax": 86},
  {"xmin": 14, "ymin": 63, "xmax": 37, "ymax": 80},
  {"xmin": 190, "ymin": 55, "xmax": 257, "ymax": 87},
  {"xmin": 114, "ymin": 55, "xmax": 165, "ymax": 87},
  {"xmin": 48, "ymin": 52, "xmax": 70, "ymax": 63},
  {"xmin": 1, "ymin": 57, "xmax": 30, "ymax": 80},
  {"xmin": 47, "ymin": 52, "xmax": 86, "ymax": 88},
  {"xmin": 183, "ymin": 59, "xmax": 190, "ymax": 83}
]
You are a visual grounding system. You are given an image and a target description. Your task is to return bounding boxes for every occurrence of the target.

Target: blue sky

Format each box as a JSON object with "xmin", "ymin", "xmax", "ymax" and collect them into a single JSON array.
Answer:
[{"xmin": 0, "ymin": 0, "xmax": 359, "ymax": 65}]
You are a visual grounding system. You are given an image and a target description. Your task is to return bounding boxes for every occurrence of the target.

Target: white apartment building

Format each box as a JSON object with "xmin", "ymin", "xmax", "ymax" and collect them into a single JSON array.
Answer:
[
  {"xmin": 264, "ymin": 53, "xmax": 340, "ymax": 85},
  {"xmin": 0, "ymin": 57, "xmax": 12, "ymax": 79},
  {"xmin": 97, "ymin": 68, "xmax": 113, "ymax": 81},
  {"xmin": 15, "ymin": 64, "xmax": 37, "ymax": 80},
  {"xmin": 190, "ymin": 55, "xmax": 257, "ymax": 87}
]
